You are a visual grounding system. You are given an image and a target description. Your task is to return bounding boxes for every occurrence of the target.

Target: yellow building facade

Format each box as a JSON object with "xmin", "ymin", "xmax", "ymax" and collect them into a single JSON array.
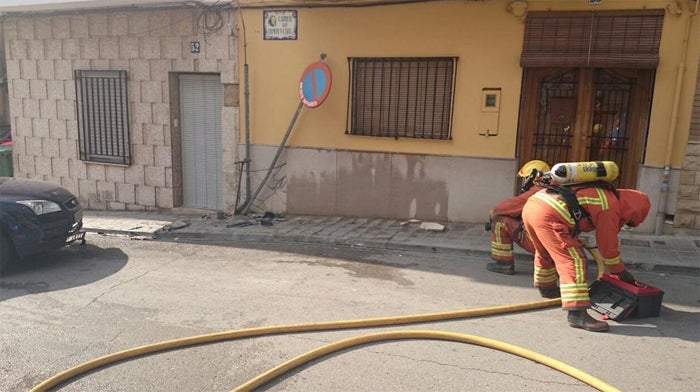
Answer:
[
  {"xmin": 237, "ymin": 0, "xmax": 700, "ymax": 233},
  {"xmin": 238, "ymin": 0, "xmax": 700, "ymax": 231}
]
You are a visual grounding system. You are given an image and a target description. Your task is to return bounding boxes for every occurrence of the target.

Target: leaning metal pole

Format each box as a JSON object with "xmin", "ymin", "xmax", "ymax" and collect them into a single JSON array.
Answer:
[{"xmin": 240, "ymin": 100, "xmax": 304, "ymax": 215}]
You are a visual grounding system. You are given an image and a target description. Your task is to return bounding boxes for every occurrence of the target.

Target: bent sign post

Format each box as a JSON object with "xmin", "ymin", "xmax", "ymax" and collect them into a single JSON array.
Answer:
[{"xmin": 241, "ymin": 56, "xmax": 332, "ymax": 214}]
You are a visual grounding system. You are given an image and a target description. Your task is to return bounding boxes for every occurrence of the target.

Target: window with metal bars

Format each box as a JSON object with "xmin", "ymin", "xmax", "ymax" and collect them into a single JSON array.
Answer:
[
  {"xmin": 347, "ymin": 57, "xmax": 457, "ymax": 140},
  {"xmin": 74, "ymin": 70, "xmax": 131, "ymax": 165}
]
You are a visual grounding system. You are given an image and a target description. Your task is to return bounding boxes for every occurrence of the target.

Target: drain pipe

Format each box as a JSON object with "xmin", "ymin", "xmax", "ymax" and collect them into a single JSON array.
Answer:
[
  {"xmin": 655, "ymin": 1, "xmax": 699, "ymax": 235},
  {"xmin": 235, "ymin": 1, "xmax": 252, "ymax": 213},
  {"xmin": 244, "ymin": 62, "xmax": 251, "ymax": 206}
]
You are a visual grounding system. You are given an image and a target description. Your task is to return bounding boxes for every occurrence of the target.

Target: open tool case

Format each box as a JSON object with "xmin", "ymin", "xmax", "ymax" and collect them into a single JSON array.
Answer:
[{"xmin": 589, "ymin": 274, "xmax": 664, "ymax": 321}]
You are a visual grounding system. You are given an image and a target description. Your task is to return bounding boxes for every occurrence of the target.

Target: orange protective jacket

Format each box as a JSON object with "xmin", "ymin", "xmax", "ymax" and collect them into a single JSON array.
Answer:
[{"xmin": 529, "ymin": 186, "xmax": 651, "ymax": 272}]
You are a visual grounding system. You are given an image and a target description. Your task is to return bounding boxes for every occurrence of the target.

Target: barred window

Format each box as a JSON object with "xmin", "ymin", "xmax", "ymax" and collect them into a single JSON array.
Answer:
[
  {"xmin": 347, "ymin": 57, "xmax": 457, "ymax": 140},
  {"xmin": 74, "ymin": 70, "xmax": 131, "ymax": 165}
]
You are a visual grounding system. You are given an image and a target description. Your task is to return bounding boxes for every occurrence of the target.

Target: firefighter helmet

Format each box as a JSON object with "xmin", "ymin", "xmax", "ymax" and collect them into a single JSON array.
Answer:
[{"xmin": 518, "ymin": 160, "xmax": 550, "ymax": 177}]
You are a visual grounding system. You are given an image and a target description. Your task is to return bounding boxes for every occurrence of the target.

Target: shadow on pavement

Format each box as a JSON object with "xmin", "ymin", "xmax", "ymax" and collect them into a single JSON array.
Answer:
[
  {"xmin": 608, "ymin": 306, "xmax": 700, "ymax": 342},
  {"xmin": 0, "ymin": 243, "xmax": 128, "ymax": 302}
]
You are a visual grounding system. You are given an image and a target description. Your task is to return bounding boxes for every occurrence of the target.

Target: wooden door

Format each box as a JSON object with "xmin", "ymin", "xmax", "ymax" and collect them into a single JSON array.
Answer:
[{"xmin": 518, "ymin": 67, "xmax": 653, "ymax": 189}]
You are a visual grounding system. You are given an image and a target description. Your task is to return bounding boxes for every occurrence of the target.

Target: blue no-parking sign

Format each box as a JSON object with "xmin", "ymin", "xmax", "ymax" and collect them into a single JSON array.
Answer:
[{"xmin": 299, "ymin": 61, "xmax": 332, "ymax": 108}]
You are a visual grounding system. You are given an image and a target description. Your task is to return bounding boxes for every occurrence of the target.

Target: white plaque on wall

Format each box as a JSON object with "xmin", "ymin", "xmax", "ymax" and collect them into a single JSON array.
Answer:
[{"xmin": 263, "ymin": 10, "xmax": 298, "ymax": 40}]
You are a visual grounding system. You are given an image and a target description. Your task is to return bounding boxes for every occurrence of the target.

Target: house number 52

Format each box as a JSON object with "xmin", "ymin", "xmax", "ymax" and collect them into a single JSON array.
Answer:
[{"xmin": 190, "ymin": 42, "xmax": 200, "ymax": 53}]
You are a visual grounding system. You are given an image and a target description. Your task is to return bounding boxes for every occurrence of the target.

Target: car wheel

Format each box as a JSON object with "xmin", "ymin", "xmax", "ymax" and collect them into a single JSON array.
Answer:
[{"xmin": 1, "ymin": 233, "xmax": 16, "ymax": 271}]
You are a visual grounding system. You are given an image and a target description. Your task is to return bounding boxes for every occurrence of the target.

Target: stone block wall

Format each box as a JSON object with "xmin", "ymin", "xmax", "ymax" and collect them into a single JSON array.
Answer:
[
  {"xmin": 2, "ymin": 6, "xmax": 239, "ymax": 211},
  {"xmin": 674, "ymin": 57, "xmax": 700, "ymax": 231}
]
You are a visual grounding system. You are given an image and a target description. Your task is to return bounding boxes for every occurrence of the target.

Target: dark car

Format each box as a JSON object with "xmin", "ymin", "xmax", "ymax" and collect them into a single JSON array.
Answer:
[{"xmin": 0, "ymin": 177, "xmax": 84, "ymax": 268}]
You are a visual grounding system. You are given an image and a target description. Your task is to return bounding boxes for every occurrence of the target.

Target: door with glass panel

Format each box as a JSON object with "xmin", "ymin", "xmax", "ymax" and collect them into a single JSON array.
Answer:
[{"xmin": 518, "ymin": 67, "xmax": 653, "ymax": 189}]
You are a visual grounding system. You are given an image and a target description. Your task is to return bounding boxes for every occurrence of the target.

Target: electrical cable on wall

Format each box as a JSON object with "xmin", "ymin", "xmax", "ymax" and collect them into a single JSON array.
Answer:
[
  {"xmin": 234, "ymin": 0, "xmax": 491, "ymax": 9},
  {"xmin": 197, "ymin": 0, "xmax": 228, "ymax": 42}
]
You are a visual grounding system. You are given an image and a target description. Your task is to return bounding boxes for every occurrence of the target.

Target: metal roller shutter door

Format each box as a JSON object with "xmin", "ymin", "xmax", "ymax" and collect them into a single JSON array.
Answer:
[{"xmin": 180, "ymin": 74, "xmax": 223, "ymax": 210}]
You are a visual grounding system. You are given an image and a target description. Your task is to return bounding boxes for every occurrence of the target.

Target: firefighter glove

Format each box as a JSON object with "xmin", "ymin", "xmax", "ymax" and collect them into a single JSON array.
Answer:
[{"xmin": 614, "ymin": 269, "xmax": 635, "ymax": 284}]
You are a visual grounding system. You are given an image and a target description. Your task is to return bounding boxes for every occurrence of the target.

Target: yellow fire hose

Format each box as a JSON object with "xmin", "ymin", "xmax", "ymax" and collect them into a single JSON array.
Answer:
[
  {"xmin": 233, "ymin": 330, "xmax": 621, "ymax": 392},
  {"xmin": 31, "ymin": 243, "xmax": 612, "ymax": 392},
  {"xmin": 29, "ymin": 298, "xmax": 622, "ymax": 392},
  {"xmin": 582, "ymin": 239, "xmax": 607, "ymax": 281}
]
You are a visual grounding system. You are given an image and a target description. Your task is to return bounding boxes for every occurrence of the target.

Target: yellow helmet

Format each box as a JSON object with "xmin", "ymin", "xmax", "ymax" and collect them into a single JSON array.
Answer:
[{"xmin": 518, "ymin": 160, "xmax": 550, "ymax": 177}]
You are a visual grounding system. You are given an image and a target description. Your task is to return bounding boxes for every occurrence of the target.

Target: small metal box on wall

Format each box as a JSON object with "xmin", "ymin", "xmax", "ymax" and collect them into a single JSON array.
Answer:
[{"xmin": 478, "ymin": 88, "xmax": 501, "ymax": 136}]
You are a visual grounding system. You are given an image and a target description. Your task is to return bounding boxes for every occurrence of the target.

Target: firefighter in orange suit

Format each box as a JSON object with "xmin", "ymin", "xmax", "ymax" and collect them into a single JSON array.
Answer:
[
  {"xmin": 521, "ymin": 186, "xmax": 651, "ymax": 332},
  {"xmin": 486, "ymin": 160, "xmax": 550, "ymax": 275}
]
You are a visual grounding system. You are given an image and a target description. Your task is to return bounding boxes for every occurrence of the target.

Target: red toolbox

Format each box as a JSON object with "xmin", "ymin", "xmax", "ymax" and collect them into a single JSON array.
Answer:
[{"xmin": 589, "ymin": 274, "xmax": 664, "ymax": 321}]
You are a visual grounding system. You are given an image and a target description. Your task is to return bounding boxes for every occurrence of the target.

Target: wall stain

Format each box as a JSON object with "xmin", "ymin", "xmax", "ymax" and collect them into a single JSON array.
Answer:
[
  {"xmin": 289, "ymin": 150, "xmax": 452, "ymax": 220},
  {"xmin": 390, "ymin": 154, "xmax": 448, "ymax": 220}
]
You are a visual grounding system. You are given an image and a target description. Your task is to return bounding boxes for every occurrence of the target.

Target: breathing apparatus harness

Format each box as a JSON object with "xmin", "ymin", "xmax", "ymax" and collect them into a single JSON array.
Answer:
[
  {"xmin": 487, "ymin": 161, "xmax": 620, "ymax": 235},
  {"xmin": 520, "ymin": 168, "xmax": 619, "ymax": 236}
]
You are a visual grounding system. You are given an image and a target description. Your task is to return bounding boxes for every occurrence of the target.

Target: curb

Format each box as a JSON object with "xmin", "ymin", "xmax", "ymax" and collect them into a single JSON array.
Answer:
[
  {"xmin": 84, "ymin": 227, "xmax": 157, "ymax": 239},
  {"xmin": 625, "ymin": 262, "xmax": 700, "ymax": 277},
  {"xmin": 155, "ymin": 230, "xmax": 472, "ymax": 256},
  {"xmin": 153, "ymin": 230, "xmax": 700, "ymax": 277}
]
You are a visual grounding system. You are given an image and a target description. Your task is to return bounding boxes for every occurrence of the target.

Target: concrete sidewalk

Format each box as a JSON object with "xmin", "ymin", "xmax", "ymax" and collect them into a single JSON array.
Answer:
[{"xmin": 82, "ymin": 210, "xmax": 700, "ymax": 276}]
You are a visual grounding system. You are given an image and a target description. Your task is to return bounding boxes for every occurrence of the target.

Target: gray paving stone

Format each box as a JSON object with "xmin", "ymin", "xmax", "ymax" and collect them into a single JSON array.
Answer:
[{"xmin": 82, "ymin": 211, "xmax": 699, "ymax": 276}]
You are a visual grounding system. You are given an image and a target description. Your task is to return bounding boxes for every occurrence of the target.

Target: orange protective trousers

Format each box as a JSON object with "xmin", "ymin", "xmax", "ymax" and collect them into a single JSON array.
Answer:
[
  {"xmin": 490, "ymin": 216, "xmax": 535, "ymax": 264},
  {"xmin": 521, "ymin": 196, "xmax": 591, "ymax": 310}
]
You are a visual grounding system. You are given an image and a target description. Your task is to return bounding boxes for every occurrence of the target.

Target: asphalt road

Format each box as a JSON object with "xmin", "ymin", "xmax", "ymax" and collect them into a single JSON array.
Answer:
[{"xmin": 1, "ymin": 234, "xmax": 698, "ymax": 392}]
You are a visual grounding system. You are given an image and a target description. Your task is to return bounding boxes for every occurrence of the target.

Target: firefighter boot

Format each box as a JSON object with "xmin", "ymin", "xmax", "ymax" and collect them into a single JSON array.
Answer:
[
  {"xmin": 486, "ymin": 261, "xmax": 515, "ymax": 275},
  {"xmin": 537, "ymin": 285, "xmax": 560, "ymax": 298},
  {"xmin": 567, "ymin": 310, "xmax": 609, "ymax": 332}
]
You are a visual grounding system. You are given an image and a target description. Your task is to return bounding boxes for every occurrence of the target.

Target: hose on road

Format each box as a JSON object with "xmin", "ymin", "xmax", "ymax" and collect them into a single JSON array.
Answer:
[{"xmin": 30, "ymin": 297, "xmax": 619, "ymax": 392}]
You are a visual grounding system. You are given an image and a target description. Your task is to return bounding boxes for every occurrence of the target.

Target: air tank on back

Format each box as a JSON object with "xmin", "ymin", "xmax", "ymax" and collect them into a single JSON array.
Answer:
[{"xmin": 550, "ymin": 161, "xmax": 619, "ymax": 184}]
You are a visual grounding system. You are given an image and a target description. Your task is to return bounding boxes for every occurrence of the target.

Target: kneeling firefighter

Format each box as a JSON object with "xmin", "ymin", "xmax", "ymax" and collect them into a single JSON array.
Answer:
[
  {"xmin": 486, "ymin": 160, "xmax": 550, "ymax": 275},
  {"xmin": 521, "ymin": 161, "xmax": 651, "ymax": 332}
]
